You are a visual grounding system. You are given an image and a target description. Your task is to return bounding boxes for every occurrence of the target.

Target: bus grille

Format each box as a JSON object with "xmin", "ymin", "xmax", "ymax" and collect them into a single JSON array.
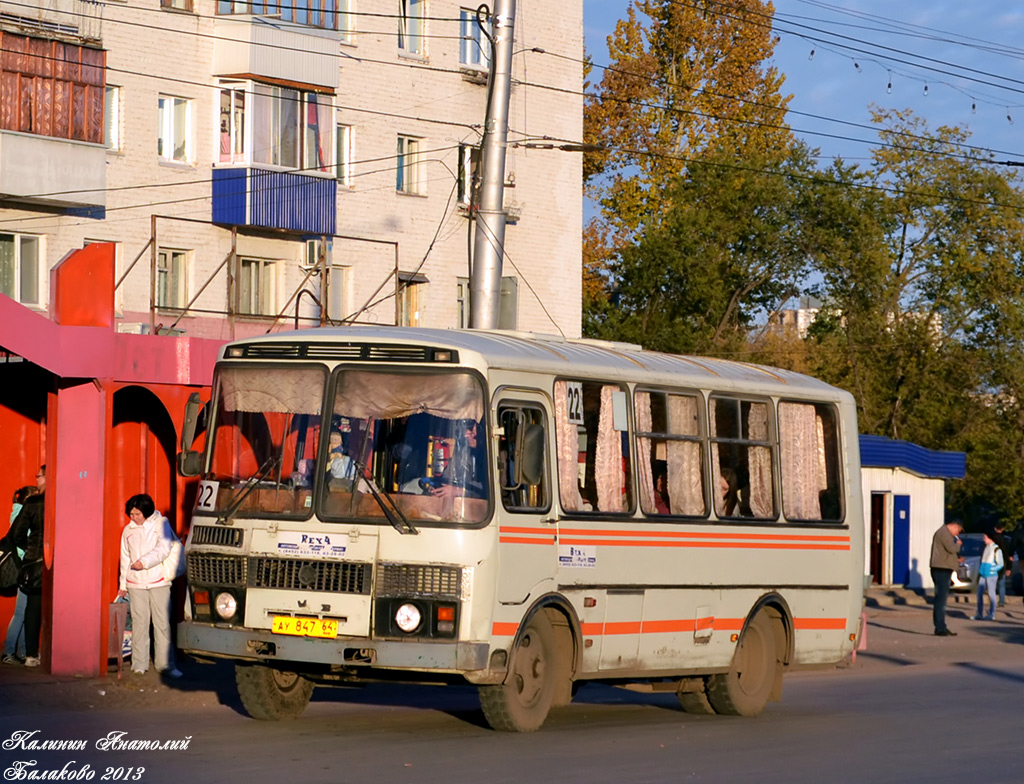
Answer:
[
  {"xmin": 376, "ymin": 564, "xmax": 461, "ymax": 599},
  {"xmin": 248, "ymin": 557, "xmax": 371, "ymax": 594},
  {"xmin": 190, "ymin": 525, "xmax": 243, "ymax": 548},
  {"xmin": 188, "ymin": 553, "xmax": 246, "ymax": 586}
]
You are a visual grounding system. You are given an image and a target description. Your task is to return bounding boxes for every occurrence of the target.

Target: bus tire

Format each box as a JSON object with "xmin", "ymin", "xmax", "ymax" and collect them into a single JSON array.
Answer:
[
  {"xmin": 706, "ymin": 609, "xmax": 777, "ymax": 717},
  {"xmin": 235, "ymin": 663, "xmax": 314, "ymax": 721},
  {"xmin": 676, "ymin": 685, "xmax": 716, "ymax": 714},
  {"xmin": 479, "ymin": 611, "xmax": 558, "ymax": 732}
]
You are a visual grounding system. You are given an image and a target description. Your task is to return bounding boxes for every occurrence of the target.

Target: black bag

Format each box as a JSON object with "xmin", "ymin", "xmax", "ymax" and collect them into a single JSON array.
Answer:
[
  {"xmin": 0, "ymin": 541, "xmax": 20, "ymax": 597},
  {"xmin": 18, "ymin": 558, "xmax": 43, "ymax": 595}
]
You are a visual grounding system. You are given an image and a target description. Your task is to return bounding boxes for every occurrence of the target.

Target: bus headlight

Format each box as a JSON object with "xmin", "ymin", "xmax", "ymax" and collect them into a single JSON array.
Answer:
[
  {"xmin": 394, "ymin": 603, "xmax": 422, "ymax": 633},
  {"xmin": 214, "ymin": 591, "xmax": 238, "ymax": 621}
]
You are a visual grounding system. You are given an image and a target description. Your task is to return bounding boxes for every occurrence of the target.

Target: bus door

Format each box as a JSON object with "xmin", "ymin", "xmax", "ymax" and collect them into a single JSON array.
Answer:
[{"xmin": 493, "ymin": 393, "xmax": 556, "ymax": 606}]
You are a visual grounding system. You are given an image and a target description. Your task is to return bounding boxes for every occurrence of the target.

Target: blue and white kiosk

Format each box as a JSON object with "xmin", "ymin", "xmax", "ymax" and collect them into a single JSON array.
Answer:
[{"xmin": 859, "ymin": 435, "xmax": 967, "ymax": 589}]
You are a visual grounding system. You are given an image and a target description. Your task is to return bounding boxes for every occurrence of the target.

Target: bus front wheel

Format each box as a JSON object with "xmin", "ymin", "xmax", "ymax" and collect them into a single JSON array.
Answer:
[
  {"xmin": 706, "ymin": 609, "xmax": 778, "ymax": 717},
  {"xmin": 479, "ymin": 611, "xmax": 558, "ymax": 732},
  {"xmin": 235, "ymin": 663, "xmax": 314, "ymax": 720}
]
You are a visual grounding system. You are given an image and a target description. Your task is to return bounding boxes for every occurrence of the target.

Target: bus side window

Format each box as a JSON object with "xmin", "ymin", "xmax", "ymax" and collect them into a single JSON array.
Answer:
[
  {"xmin": 498, "ymin": 405, "xmax": 548, "ymax": 512},
  {"xmin": 779, "ymin": 401, "xmax": 844, "ymax": 522},
  {"xmin": 709, "ymin": 396, "xmax": 777, "ymax": 520},
  {"xmin": 554, "ymin": 380, "xmax": 633, "ymax": 514},
  {"xmin": 635, "ymin": 390, "xmax": 706, "ymax": 517}
]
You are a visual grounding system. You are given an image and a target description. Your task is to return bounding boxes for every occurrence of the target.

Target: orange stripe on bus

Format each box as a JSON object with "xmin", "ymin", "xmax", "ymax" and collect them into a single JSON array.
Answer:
[
  {"xmin": 492, "ymin": 622, "xmax": 520, "ymax": 636},
  {"xmin": 642, "ymin": 619, "xmax": 696, "ymax": 633},
  {"xmin": 558, "ymin": 538, "xmax": 849, "ymax": 551},
  {"xmin": 580, "ymin": 622, "xmax": 604, "ymax": 635},
  {"xmin": 559, "ymin": 528, "xmax": 850, "ymax": 543},
  {"xmin": 499, "ymin": 526, "xmax": 553, "ymax": 535},
  {"xmin": 499, "ymin": 537, "xmax": 555, "ymax": 545}
]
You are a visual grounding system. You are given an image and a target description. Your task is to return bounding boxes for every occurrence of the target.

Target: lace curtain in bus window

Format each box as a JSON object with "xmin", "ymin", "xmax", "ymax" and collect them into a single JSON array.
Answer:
[
  {"xmin": 636, "ymin": 393, "xmax": 655, "ymax": 513},
  {"xmin": 746, "ymin": 402, "xmax": 774, "ymax": 518},
  {"xmin": 595, "ymin": 385, "xmax": 625, "ymax": 513},
  {"xmin": 553, "ymin": 380, "xmax": 582, "ymax": 512},
  {"xmin": 667, "ymin": 394, "xmax": 704, "ymax": 516},
  {"xmin": 779, "ymin": 402, "xmax": 829, "ymax": 520},
  {"xmin": 637, "ymin": 392, "xmax": 704, "ymax": 516}
]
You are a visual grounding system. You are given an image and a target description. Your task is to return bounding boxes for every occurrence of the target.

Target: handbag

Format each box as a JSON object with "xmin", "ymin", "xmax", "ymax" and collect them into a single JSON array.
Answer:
[
  {"xmin": 162, "ymin": 538, "xmax": 187, "ymax": 581},
  {"xmin": 0, "ymin": 540, "xmax": 21, "ymax": 596},
  {"xmin": 18, "ymin": 558, "xmax": 43, "ymax": 595}
]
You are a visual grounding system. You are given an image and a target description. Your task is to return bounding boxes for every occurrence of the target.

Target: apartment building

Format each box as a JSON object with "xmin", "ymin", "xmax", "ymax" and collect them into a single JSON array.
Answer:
[{"xmin": 0, "ymin": 0, "xmax": 584, "ymax": 340}]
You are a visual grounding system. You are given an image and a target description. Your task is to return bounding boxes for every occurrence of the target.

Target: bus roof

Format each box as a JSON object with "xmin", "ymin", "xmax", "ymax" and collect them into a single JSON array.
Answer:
[{"xmin": 225, "ymin": 326, "xmax": 848, "ymax": 399}]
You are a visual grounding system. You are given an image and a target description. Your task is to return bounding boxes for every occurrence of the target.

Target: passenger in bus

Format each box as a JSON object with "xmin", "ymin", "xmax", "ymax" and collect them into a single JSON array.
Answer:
[
  {"xmin": 652, "ymin": 461, "xmax": 671, "ymax": 514},
  {"xmin": 719, "ymin": 467, "xmax": 741, "ymax": 516},
  {"xmin": 430, "ymin": 420, "xmax": 486, "ymax": 499},
  {"xmin": 327, "ymin": 428, "xmax": 356, "ymax": 487}
]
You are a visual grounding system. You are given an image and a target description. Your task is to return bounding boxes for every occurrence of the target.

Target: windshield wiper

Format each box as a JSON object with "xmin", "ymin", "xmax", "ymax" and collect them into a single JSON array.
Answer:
[
  {"xmin": 216, "ymin": 453, "xmax": 282, "ymax": 526},
  {"xmin": 348, "ymin": 456, "xmax": 418, "ymax": 536}
]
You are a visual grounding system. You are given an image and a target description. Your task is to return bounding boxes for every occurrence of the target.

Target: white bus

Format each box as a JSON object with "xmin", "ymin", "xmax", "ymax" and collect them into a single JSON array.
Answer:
[{"xmin": 177, "ymin": 326, "xmax": 865, "ymax": 731}]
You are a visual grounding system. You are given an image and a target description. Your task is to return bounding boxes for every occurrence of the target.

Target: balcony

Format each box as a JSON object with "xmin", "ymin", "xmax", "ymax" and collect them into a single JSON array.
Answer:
[
  {"xmin": 0, "ymin": 130, "xmax": 105, "ymax": 208},
  {"xmin": 212, "ymin": 167, "xmax": 336, "ymax": 235},
  {"xmin": 212, "ymin": 16, "xmax": 337, "ymax": 89}
]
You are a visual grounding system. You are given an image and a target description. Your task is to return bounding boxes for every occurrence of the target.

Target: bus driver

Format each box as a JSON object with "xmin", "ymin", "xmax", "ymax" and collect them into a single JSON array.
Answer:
[{"xmin": 430, "ymin": 420, "xmax": 486, "ymax": 500}]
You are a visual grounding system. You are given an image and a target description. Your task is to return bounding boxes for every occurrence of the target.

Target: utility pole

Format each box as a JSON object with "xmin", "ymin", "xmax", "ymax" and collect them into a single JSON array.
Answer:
[{"xmin": 469, "ymin": 0, "xmax": 516, "ymax": 330}]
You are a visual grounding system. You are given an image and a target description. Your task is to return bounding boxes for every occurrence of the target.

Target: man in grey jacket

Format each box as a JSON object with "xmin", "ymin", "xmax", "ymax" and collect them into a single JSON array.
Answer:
[{"xmin": 930, "ymin": 520, "xmax": 964, "ymax": 636}]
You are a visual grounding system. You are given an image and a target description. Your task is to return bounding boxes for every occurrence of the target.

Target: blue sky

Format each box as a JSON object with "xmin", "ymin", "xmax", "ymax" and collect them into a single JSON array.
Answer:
[{"xmin": 583, "ymin": 0, "xmax": 1024, "ymax": 164}]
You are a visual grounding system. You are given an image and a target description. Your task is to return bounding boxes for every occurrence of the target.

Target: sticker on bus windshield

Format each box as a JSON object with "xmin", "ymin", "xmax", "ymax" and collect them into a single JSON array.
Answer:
[
  {"xmin": 195, "ymin": 480, "xmax": 219, "ymax": 512},
  {"xmin": 276, "ymin": 531, "xmax": 349, "ymax": 559},
  {"xmin": 559, "ymin": 544, "xmax": 596, "ymax": 568}
]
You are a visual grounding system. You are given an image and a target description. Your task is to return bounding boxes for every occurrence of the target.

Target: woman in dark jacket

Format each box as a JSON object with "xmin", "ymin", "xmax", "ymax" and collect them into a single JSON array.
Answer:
[{"xmin": 9, "ymin": 466, "xmax": 45, "ymax": 667}]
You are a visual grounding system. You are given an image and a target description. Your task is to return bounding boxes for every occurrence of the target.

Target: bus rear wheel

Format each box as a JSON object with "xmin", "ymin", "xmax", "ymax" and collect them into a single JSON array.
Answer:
[
  {"xmin": 235, "ymin": 663, "xmax": 314, "ymax": 720},
  {"xmin": 706, "ymin": 609, "xmax": 778, "ymax": 717},
  {"xmin": 479, "ymin": 611, "xmax": 558, "ymax": 732}
]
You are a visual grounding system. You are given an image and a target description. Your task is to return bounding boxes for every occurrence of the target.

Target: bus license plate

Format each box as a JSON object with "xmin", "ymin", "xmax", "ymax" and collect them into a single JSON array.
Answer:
[{"xmin": 271, "ymin": 617, "xmax": 339, "ymax": 639}]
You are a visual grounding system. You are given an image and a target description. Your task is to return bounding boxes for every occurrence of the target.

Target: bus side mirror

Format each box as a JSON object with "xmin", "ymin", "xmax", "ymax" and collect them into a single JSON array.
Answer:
[
  {"xmin": 181, "ymin": 392, "xmax": 202, "ymax": 451},
  {"xmin": 177, "ymin": 393, "xmax": 205, "ymax": 477},
  {"xmin": 178, "ymin": 450, "xmax": 202, "ymax": 477},
  {"xmin": 517, "ymin": 424, "xmax": 545, "ymax": 486}
]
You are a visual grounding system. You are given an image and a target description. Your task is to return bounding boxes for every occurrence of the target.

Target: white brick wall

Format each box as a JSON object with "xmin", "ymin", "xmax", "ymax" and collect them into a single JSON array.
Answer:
[{"xmin": 0, "ymin": 0, "xmax": 583, "ymax": 338}]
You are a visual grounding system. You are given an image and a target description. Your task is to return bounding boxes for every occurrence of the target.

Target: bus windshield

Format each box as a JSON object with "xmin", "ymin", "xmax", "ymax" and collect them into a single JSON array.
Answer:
[
  {"xmin": 204, "ymin": 364, "xmax": 327, "ymax": 518},
  {"xmin": 321, "ymin": 369, "xmax": 489, "ymax": 525}
]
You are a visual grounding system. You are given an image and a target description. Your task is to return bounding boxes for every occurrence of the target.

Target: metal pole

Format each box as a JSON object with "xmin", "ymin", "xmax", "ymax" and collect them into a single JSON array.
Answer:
[{"xmin": 469, "ymin": 0, "xmax": 516, "ymax": 330}]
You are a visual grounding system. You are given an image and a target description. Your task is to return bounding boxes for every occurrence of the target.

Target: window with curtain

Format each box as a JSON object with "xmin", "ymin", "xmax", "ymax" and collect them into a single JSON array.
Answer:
[
  {"xmin": 779, "ymin": 401, "xmax": 843, "ymax": 522},
  {"xmin": 553, "ymin": 379, "xmax": 631, "ymax": 514},
  {"xmin": 158, "ymin": 95, "xmax": 191, "ymax": 163},
  {"xmin": 709, "ymin": 396, "xmax": 776, "ymax": 520},
  {"xmin": 635, "ymin": 390, "xmax": 706, "ymax": 517},
  {"xmin": 220, "ymin": 83, "xmax": 333, "ymax": 172}
]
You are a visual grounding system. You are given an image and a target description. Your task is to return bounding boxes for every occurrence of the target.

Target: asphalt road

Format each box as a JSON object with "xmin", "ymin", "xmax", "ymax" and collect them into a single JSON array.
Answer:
[{"xmin": 1, "ymin": 597, "xmax": 1021, "ymax": 784}]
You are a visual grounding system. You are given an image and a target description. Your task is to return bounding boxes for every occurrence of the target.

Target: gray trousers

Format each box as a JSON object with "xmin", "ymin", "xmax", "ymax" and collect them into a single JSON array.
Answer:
[{"xmin": 127, "ymin": 585, "xmax": 174, "ymax": 673}]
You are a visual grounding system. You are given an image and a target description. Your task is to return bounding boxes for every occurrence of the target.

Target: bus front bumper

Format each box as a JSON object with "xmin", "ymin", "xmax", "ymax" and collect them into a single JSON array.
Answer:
[{"xmin": 178, "ymin": 621, "xmax": 491, "ymax": 674}]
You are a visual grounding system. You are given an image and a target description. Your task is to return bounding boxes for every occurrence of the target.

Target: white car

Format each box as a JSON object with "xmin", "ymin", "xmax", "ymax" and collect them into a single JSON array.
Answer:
[{"xmin": 951, "ymin": 533, "xmax": 986, "ymax": 591}]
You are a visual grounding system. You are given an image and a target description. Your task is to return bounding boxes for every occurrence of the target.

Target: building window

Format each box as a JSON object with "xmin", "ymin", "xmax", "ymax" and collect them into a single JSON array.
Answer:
[
  {"xmin": 0, "ymin": 32, "xmax": 105, "ymax": 144},
  {"xmin": 219, "ymin": 86, "xmax": 245, "ymax": 163},
  {"xmin": 104, "ymin": 86, "xmax": 121, "ymax": 150},
  {"xmin": 156, "ymin": 248, "xmax": 188, "ymax": 309},
  {"xmin": 457, "ymin": 143, "xmax": 480, "ymax": 205},
  {"xmin": 396, "ymin": 136, "xmax": 422, "ymax": 194},
  {"xmin": 398, "ymin": 279, "xmax": 421, "ymax": 326},
  {"xmin": 457, "ymin": 275, "xmax": 518, "ymax": 329},
  {"xmin": 0, "ymin": 233, "xmax": 40, "ymax": 306},
  {"xmin": 219, "ymin": 83, "xmax": 332, "ymax": 172},
  {"xmin": 398, "ymin": 0, "xmax": 424, "ymax": 55},
  {"xmin": 336, "ymin": 124, "xmax": 353, "ymax": 185},
  {"xmin": 158, "ymin": 96, "xmax": 191, "ymax": 163},
  {"xmin": 460, "ymin": 7, "xmax": 490, "ymax": 69},
  {"xmin": 239, "ymin": 258, "xmax": 277, "ymax": 316},
  {"xmin": 161, "ymin": 0, "xmax": 193, "ymax": 10},
  {"xmin": 216, "ymin": 0, "xmax": 337, "ymax": 30}
]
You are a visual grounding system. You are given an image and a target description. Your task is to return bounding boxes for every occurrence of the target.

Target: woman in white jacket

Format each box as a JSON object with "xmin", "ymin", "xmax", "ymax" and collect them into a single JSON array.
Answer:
[{"xmin": 117, "ymin": 493, "xmax": 182, "ymax": 678}]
